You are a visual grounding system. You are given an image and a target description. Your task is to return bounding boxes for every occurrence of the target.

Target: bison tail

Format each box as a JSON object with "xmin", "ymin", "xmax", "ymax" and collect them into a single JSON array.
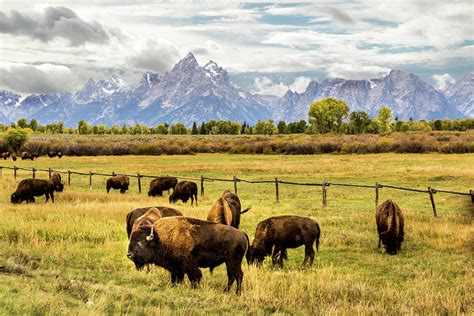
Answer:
[
  {"xmin": 126, "ymin": 212, "xmax": 132, "ymax": 238},
  {"xmin": 242, "ymin": 231, "xmax": 251, "ymax": 264},
  {"xmin": 240, "ymin": 207, "xmax": 251, "ymax": 214},
  {"xmin": 315, "ymin": 223, "xmax": 321, "ymax": 252}
]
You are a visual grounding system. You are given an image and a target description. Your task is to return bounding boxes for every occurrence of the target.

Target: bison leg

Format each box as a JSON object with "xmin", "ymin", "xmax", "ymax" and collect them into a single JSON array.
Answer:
[
  {"xmin": 224, "ymin": 263, "xmax": 237, "ymax": 293},
  {"xmin": 106, "ymin": 185, "xmax": 111, "ymax": 193},
  {"xmin": 303, "ymin": 243, "xmax": 315, "ymax": 267},
  {"xmin": 45, "ymin": 193, "xmax": 50, "ymax": 203},
  {"xmin": 50, "ymin": 191, "xmax": 54, "ymax": 203},
  {"xmin": 278, "ymin": 249, "xmax": 287, "ymax": 268},
  {"xmin": 171, "ymin": 269, "xmax": 185, "ymax": 284},
  {"xmin": 186, "ymin": 268, "xmax": 202, "ymax": 288},
  {"xmin": 271, "ymin": 246, "xmax": 280, "ymax": 266}
]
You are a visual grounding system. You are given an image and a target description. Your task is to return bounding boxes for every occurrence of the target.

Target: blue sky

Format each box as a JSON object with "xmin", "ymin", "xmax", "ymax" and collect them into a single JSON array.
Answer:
[{"xmin": 0, "ymin": 1, "xmax": 472, "ymax": 96}]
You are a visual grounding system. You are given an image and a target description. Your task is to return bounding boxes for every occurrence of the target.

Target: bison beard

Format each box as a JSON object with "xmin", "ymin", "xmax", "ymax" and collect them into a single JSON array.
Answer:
[
  {"xmin": 248, "ymin": 215, "xmax": 320, "ymax": 268},
  {"xmin": 127, "ymin": 217, "xmax": 247, "ymax": 294},
  {"xmin": 376, "ymin": 199, "xmax": 405, "ymax": 255}
]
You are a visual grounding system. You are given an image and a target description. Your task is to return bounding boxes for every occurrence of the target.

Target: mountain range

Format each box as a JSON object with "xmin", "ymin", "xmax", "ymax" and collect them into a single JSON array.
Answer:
[{"xmin": 0, "ymin": 53, "xmax": 472, "ymax": 126}]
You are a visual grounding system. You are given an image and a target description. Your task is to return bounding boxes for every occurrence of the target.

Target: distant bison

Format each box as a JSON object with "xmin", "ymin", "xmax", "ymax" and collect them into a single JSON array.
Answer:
[
  {"xmin": 106, "ymin": 176, "xmax": 129, "ymax": 194},
  {"xmin": 32, "ymin": 152, "xmax": 39, "ymax": 159},
  {"xmin": 51, "ymin": 171, "xmax": 64, "ymax": 192},
  {"xmin": 47, "ymin": 151, "xmax": 58, "ymax": 158},
  {"xmin": 125, "ymin": 205, "xmax": 183, "ymax": 238},
  {"xmin": 57, "ymin": 152, "xmax": 62, "ymax": 158},
  {"xmin": 2, "ymin": 152, "xmax": 10, "ymax": 160},
  {"xmin": 248, "ymin": 215, "xmax": 320, "ymax": 268},
  {"xmin": 207, "ymin": 190, "xmax": 250, "ymax": 229},
  {"xmin": 21, "ymin": 152, "xmax": 34, "ymax": 160},
  {"xmin": 148, "ymin": 177, "xmax": 178, "ymax": 197},
  {"xmin": 376, "ymin": 199, "xmax": 405, "ymax": 255},
  {"xmin": 169, "ymin": 181, "xmax": 198, "ymax": 205},
  {"xmin": 127, "ymin": 217, "xmax": 248, "ymax": 294},
  {"xmin": 11, "ymin": 153, "xmax": 17, "ymax": 161},
  {"xmin": 11, "ymin": 178, "xmax": 56, "ymax": 204}
]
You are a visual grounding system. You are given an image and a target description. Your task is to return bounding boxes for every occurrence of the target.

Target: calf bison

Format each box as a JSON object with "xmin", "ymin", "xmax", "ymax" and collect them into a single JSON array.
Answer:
[
  {"xmin": 125, "ymin": 206, "xmax": 182, "ymax": 238},
  {"xmin": 11, "ymin": 178, "xmax": 56, "ymax": 204},
  {"xmin": 127, "ymin": 217, "xmax": 248, "ymax": 294},
  {"xmin": 376, "ymin": 199, "xmax": 405, "ymax": 255},
  {"xmin": 51, "ymin": 171, "xmax": 64, "ymax": 192},
  {"xmin": 207, "ymin": 190, "xmax": 250, "ymax": 229},
  {"xmin": 106, "ymin": 176, "xmax": 129, "ymax": 194},
  {"xmin": 248, "ymin": 215, "xmax": 320, "ymax": 268},
  {"xmin": 148, "ymin": 177, "xmax": 178, "ymax": 197},
  {"xmin": 169, "ymin": 181, "xmax": 198, "ymax": 205}
]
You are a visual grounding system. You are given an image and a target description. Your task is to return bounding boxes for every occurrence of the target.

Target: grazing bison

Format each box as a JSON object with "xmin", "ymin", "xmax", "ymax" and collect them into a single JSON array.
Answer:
[
  {"xmin": 169, "ymin": 181, "xmax": 198, "ymax": 206},
  {"xmin": 51, "ymin": 171, "xmax": 64, "ymax": 192},
  {"xmin": 32, "ymin": 152, "xmax": 39, "ymax": 159},
  {"xmin": 2, "ymin": 152, "xmax": 10, "ymax": 160},
  {"xmin": 47, "ymin": 151, "xmax": 58, "ymax": 158},
  {"xmin": 376, "ymin": 199, "xmax": 405, "ymax": 255},
  {"xmin": 125, "ymin": 206, "xmax": 182, "ymax": 238},
  {"xmin": 207, "ymin": 190, "xmax": 250, "ymax": 229},
  {"xmin": 127, "ymin": 217, "xmax": 248, "ymax": 294},
  {"xmin": 248, "ymin": 215, "xmax": 320, "ymax": 268},
  {"xmin": 21, "ymin": 152, "xmax": 34, "ymax": 160},
  {"xmin": 11, "ymin": 178, "xmax": 56, "ymax": 204},
  {"xmin": 11, "ymin": 153, "xmax": 17, "ymax": 161},
  {"xmin": 148, "ymin": 177, "xmax": 178, "ymax": 197},
  {"xmin": 106, "ymin": 176, "xmax": 129, "ymax": 194},
  {"xmin": 57, "ymin": 152, "xmax": 62, "ymax": 158}
]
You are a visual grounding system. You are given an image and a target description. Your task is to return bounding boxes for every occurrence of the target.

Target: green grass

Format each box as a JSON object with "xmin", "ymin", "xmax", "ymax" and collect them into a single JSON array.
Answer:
[{"xmin": 0, "ymin": 153, "xmax": 473, "ymax": 314}]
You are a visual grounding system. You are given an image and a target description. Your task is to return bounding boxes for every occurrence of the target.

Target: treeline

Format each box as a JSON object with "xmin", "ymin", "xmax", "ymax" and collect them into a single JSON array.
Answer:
[{"xmin": 0, "ymin": 98, "xmax": 472, "ymax": 135}]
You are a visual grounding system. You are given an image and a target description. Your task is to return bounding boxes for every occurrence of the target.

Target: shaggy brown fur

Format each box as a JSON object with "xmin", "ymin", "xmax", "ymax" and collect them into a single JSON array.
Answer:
[
  {"xmin": 127, "ymin": 217, "xmax": 248, "ymax": 294},
  {"xmin": 21, "ymin": 152, "xmax": 34, "ymax": 160},
  {"xmin": 169, "ymin": 181, "xmax": 198, "ymax": 205},
  {"xmin": 2, "ymin": 152, "xmax": 10, "ymax": 160},
  {"xmin": 125, "ymin": 206, "xmax": 182, "ymax": 238},
  {"xmin": 11, "ymin": 178, "xmax": 56, "ymax": 204},
  {"xmin": 51, "ymin": 171, "xmax": 64, "ymax": 192},
  {"xmin": 47, "ymin": 151, "xmax": 58, "ymax": 158},
  {"xmin": 148, "ymin": 177, "xmax": 178, "ymax": 197},
  {"xmin": 375, "ymin": 199, "xmax": 405, "ymax": 255},
  {"xmin": 207, "ymin": 190, "xmax": 250, "ymax": 229},
  {"xmin": 106, "ymin": 176, "xmax": 129, "ymax": 194},
  {"xmin": 11, "ymin": 153, "xmax": 16, "ymax": 161},
  {"xmin": 248, "ymin": 215, "xmax": 320, "ymax": 268}
]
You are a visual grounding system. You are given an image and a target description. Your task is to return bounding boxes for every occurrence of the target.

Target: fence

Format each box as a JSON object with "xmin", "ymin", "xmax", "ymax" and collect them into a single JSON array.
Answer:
[{"xmin": 1, "ymin": 165, "xmax": 472, "ymax": 217}]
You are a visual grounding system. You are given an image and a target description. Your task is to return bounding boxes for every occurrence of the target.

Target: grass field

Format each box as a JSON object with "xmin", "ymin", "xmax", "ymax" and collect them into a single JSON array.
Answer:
[{"xmin": 0, "ymin": 153, "xmax": 473, "ymax": 314}]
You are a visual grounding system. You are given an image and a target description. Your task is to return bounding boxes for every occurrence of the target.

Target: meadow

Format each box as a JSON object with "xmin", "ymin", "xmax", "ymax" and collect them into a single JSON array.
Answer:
[{"xmin": 0, "ymin": 153, "xmax": 473, "ymax": 314}]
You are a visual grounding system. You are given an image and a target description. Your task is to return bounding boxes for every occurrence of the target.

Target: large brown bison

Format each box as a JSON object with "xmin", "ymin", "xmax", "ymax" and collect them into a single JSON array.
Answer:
[
  {"xmin": 127, "ymin": 217, "xmax": 248, "ymax": 294},
  {"xmin": 11, "ymin": 178, "xmax": 56, "ymax": 204},
  {"xmin": 207, "ymin": 190, "xmax": 250, "ymax": 229},
  {"xmin": 248, "ymin": 215, "xmax": 320, "ymax": 268},
  {"xmin": 148, "ymin": 177, "xmax": 178, "ymax": 197},
  {"xmin": 125, "ymin": 206, "xmax": 183, "ymax": 238},
  {"xmin": 106, "ymin": 176, "xmax": 129, "ymax": 194},
  {"xmin": 169, "ymin": 181, "xmax": 198, "ymax": 205},
  {"xmin": 51, "ymin": 171, "xmax": 64, "ymax": 192},
  {"xmin": 376, "ymin": 199, "xmax": 405, "ymax": 255}
]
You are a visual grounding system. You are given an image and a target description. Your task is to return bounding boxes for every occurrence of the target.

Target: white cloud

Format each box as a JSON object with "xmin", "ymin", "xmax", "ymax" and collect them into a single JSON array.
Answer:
[
  {"xmin": 128, "ymin": 39, "xmax": 181, "ymax": 73},
  {"xmin": 433, "ymin": 73, "xmax": 455, "ymax": 90},
  {"xmin": 253, "ymin": 76, "xmax": 312, "ymax": 96}
]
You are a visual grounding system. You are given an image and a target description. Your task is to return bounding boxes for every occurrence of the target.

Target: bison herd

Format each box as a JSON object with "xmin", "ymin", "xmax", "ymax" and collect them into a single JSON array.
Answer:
[
  {"xmin": 9, "ymin": 172, "xmax": 405, "ymax": 294},
  {"xmin": 1, "ymin": 151, "xmax": 63, "ymax": 161}
]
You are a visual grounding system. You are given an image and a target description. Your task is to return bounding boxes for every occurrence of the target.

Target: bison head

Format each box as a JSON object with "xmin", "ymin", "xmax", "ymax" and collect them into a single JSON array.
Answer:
[
  {"xmin": 169, "ymin": 194, "xmax": 176, "ymax": 204},
  {"xmin": 55, "ymin": 182, "xmax": 64, "ymax": 192},
  {"xmin": 10, "ymin": 193, "xmax": 21, "ymax": 204},
  {"xmin": 127, "ymin": 225, "xmax": 158, "ymax": 270}
]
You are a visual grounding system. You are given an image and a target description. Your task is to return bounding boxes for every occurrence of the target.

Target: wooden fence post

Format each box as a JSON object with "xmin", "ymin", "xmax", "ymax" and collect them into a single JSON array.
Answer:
[
  {"xmin": 89, "ymin": 171, "xmax": 93, "ymax": 191},
  {"xmin": 471, "ymin": 190, "xmax": 474, "ymax": 203},
  {"xmin": 137, "ymin": 173, "xmax": 141, "ymax": 193},
  {"xmin": 375, "ymin": 182, "xmax": 379, "ymax": 209},
  {"xmin": 275, "ymin": 177, "xmax": 279, "ymax": 203},
  {"xmin": 112, "ymin": 171, "xmax": 116, "ymax": 177},
  {"xmin": 322, "ymin": 181, "xmax": 327, "ymax": 207},
  {"xmin": 68, "ymin": 170, "xmax": 71, "ymax": 186},
  {"xmin": 32, "ymin": 168, "xmax": 36, "ymax": 179},
  {"xmin": 428, "ymin": 187, "xmax": 437, "ymax": 217},
  {"xmin": 48, "ymin": 167, "xmax": 52, "ymax": 179},
  {"xmin": 13, "ymin": 165, "xmax": 17, "ymax": 179},
  {"xmin": 0, "ymin": 166, "xmax": 2, "ymax": 178},
  {"xmin": 200, "ymin": 175, "xmax": 204, "ymax": 197},
  {"xmin": 233, "ymin": 176, "xmax": 238, "ymax": 195}
]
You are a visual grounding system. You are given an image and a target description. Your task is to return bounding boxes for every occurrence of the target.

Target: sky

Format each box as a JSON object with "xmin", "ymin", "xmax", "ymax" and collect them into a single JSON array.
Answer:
[{"xmin": 0, "ymin": 1, "xmax": 473, "ymax": 96}]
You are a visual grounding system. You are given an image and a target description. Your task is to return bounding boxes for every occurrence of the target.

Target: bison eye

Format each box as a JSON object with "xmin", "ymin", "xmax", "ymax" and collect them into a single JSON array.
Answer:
[{"xmin": 138, "ymin": 240, "xmax": 145, "ymax": 246}]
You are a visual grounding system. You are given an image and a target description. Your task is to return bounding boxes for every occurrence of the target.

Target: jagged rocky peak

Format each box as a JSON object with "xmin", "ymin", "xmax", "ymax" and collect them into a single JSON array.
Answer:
[
  {"xmin": 204, "ymin": 60, "xmax": 228, "ymax": 80},
  {"xmin": 138, "ymin": 72, "xmax": 162, "ymax": 87},
  {"xmin": 0, "ymin": 90, "xmax": 21, "ymax": 105},
  {"xmin": 172, "ymin": 52, "xmax": 200, "ymax": 71}
]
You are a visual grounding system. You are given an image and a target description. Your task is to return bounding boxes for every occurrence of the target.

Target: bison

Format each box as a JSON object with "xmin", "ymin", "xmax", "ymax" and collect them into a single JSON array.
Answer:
[
  {"xmin": 51, "ymin": 171, "xmax": 64, "ymax": 192},
  {"xmin": 207, "ymin": 190, "xmax": 250, "ymax": 229},
  {"xmin": 106, "ymin": 176, "xmax": 129, "ymax": 194},
  {"xmin": 32, "ymin": 152, "xmax": 39, "ymax": 159},
  {"xmin": 11, "ymin": 178, "xmax": 56, "ymax": 204},
  {"xmin": 125, "ymin": 206, "xmax": 183, "ymax": 238},
  {"xmin": 127, "ymin": 216, "xmax": 248, "ymax": 294},
  {"xmin": 148, "ymin": 177, "xmax": 178, "ymax": 197},
  {"xmin": 57, "ymin": 152, "xmax": 63, "ymax": 158},
  {"xmin": 376, "ymin": 199, "xmax": 405, "ymax": 255},
  {"xmin": 21, "ymin": 152, "xmax": 34, "ymax": 160},
  {"xmin": 11, "ymin": 153, "xmax": 17, "ymax": 161},
  {"xmin": 47, "ymin": 151, "xmax": 58, "ymax": 158},
  {"xmin": 248, "ymin": 215, "xmax": 320, "ymax": 268},
  {"xmin": 2, "ymin": 152, "xmax": 10, "ymax": 160},
  {"xmin": 169, "ymin": 181, "xmax": 198, "ymax": 206}
]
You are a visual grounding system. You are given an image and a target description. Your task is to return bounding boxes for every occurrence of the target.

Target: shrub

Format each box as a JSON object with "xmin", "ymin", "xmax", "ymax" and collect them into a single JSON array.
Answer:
[{"xmin": 4, "ymin": 128, "xmax": 28, "ymax": 151}]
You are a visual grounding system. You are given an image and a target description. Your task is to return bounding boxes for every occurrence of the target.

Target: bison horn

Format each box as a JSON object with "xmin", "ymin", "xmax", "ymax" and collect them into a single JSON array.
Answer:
[{"xmin": 146, "ymin": 226, "xmax": 154, "ymax": 241}]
